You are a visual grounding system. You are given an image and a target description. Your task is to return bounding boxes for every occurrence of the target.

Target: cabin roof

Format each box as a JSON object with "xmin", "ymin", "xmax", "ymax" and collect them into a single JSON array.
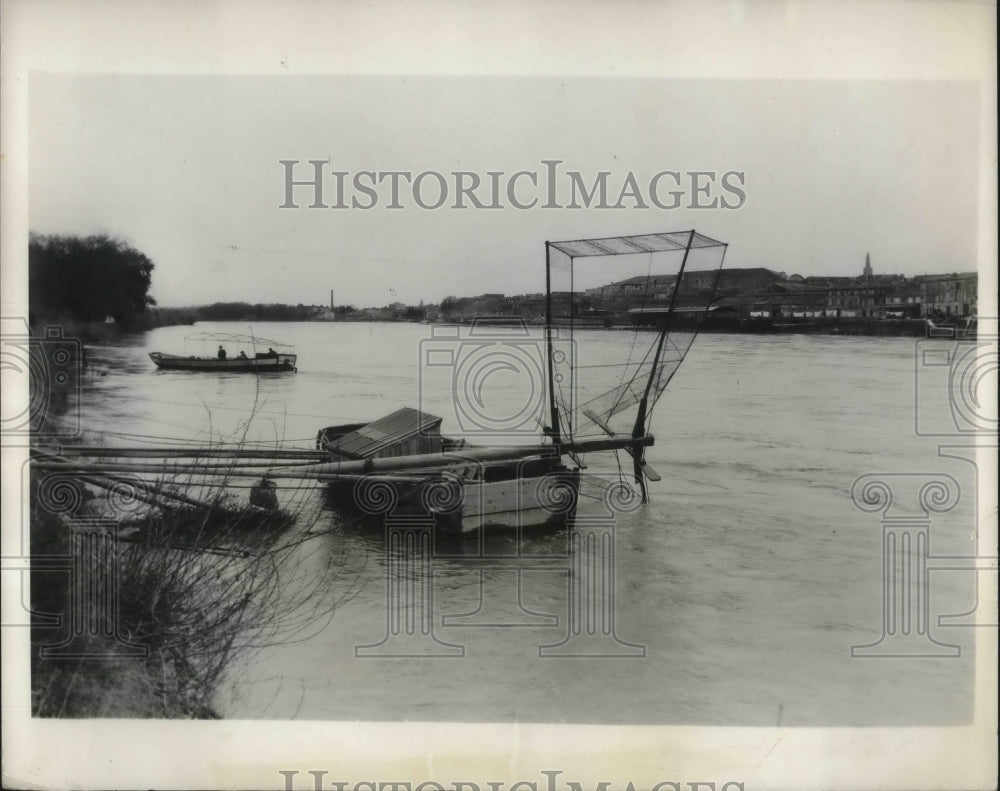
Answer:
[{"xmin": 330, "ymin": 407, "xmax": 443, "ymax": 458}]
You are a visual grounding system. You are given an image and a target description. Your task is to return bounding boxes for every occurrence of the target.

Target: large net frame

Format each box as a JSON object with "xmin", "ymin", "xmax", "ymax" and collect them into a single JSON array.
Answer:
[{"xmin": 546, "ymin": 230, "xmax": 728, "ymax": 446}]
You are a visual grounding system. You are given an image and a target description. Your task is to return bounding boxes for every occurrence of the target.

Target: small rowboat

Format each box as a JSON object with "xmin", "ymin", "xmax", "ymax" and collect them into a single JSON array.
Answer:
[{"xmin": 149, "ymin": 332, "xmax": 297, "ymax": 372}]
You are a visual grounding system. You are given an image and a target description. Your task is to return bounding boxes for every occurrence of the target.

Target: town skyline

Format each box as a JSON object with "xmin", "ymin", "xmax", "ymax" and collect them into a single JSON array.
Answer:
[
  {"xmin": 171, "ymin": 257, "xmax": 977, "ymax": 325},
  {"xmin": 144, "ymin": 247, "xmax": 976, "ymax": 311}
]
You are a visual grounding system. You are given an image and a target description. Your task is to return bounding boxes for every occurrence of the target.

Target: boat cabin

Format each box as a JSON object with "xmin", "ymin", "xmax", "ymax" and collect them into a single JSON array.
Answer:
[{"xmin": 323, "ymin": 407, "xmax": 444, "ymax": 460}]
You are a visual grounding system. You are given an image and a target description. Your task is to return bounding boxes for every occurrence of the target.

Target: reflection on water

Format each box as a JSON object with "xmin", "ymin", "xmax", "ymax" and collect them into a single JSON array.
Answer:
[{"xmin": 76, "ymin": 322, "xmax": 977, "ymax": 725}]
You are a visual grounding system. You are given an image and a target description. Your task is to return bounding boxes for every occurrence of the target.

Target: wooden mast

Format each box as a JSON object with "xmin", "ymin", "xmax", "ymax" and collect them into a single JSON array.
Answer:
[
  {"xmin": 545, "ymin": 240, "xmax": 561, "ymax": 446},
  {"xmin": 630, "ymin": 229, "xmax": 696, "ymax": 501}
]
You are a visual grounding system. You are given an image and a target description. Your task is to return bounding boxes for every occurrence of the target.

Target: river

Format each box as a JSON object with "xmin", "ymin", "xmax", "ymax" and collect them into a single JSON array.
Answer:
[{"xmin": 76, "ymin": 321, "xmax": 980, "ymax": 726}]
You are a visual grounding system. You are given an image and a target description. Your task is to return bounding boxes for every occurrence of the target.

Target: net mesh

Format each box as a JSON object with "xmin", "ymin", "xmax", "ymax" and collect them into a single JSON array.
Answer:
[
  {"xmin": 546, "ymin": 230, "xmax": 727, "ymax": 441},
  {"xmin": 550, "ymin": 230, "xmax": 726, "ymax": 258}
]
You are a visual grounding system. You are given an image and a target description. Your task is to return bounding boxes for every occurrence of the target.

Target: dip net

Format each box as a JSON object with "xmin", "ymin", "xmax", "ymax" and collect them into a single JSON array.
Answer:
[{"xmin": 546, "ymin": 230, "xmax": 728, "ymax": 444}]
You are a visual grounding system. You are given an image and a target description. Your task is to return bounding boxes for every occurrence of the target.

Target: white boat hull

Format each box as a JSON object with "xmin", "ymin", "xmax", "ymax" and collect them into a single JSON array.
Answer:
[{"xmin": 335, "ymin": 466, "xmax": 580, "ymax": 536}]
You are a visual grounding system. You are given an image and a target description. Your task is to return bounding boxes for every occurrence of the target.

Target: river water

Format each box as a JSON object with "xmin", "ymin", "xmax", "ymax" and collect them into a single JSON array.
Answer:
[{"xmin": 77, "ymin": 321, "xmax": 980, "ymax": 726}]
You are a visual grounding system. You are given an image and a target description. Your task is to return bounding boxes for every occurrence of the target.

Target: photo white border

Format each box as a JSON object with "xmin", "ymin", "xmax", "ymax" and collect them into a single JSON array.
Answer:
[{"xmin": 2, "ymin": 1, "xmax": 996, "ymax": 789}]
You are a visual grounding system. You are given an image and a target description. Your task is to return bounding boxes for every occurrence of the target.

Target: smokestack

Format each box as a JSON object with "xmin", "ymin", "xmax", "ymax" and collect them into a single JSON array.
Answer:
[{"xmin": 330, "ymin": 290, "xmax": 334, "ymax": 312}]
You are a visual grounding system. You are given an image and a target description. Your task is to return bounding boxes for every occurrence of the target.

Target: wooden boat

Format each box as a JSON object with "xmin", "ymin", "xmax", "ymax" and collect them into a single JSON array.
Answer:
[
  {"xmin": 307, "ymin": 230, "xmax": 729, "ymax": 535},
  {"xmin": 149, "ymin": 333, "xmax": 297, "ymax": 372},
  {"xmin": 316, "ymin": 407, "xmax": 587, "ymax": 532}
]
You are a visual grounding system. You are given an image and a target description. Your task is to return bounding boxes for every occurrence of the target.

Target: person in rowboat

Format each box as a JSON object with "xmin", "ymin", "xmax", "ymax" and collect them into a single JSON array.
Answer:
[{"xmin": 217, "ymin": 345, "xmax": 227, "ymax": 360}]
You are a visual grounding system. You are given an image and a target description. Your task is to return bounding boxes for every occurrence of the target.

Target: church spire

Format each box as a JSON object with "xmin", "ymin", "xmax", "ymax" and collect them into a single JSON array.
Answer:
[{"xmin": 863, "ymin": 252, "xmax": 873, "ymax": 278}]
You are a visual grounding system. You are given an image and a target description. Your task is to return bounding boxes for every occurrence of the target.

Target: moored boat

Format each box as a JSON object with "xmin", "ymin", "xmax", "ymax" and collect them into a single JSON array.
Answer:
[
  {"xmin": 304, "ymin": 229, "xmax": 729, "ymax": 535},
  {"xmin": 316, "ymin": 407, "xmax": 583, "ymax": 534}
]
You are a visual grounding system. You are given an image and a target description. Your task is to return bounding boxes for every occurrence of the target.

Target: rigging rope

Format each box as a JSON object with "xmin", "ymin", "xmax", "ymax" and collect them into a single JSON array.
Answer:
[
  {"xmin": 607, "ymin": 251, "xmax": 656, "ymax": 419},
  {"xmin": 561, "ymin": 240, "xmax": 727, "ymax": 435}
]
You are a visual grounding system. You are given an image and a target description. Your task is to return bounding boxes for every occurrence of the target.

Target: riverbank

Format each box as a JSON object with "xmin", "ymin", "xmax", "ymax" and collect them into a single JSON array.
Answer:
[
  {"xmin": 433, "ymin": 315, "xmax": 953, "ymax": 338},
  {"xmin": 27, "ymin": 406, "xmax": 338, "ymax": 718},
  {"xmin": 30, "ymin": 309, "xmax": 196, "ymax": 346},
  {"xmin": 29, "ymin": 480, "xmax": 272, "ymax": 717},
  {"xmin": 37, "ymin": 306, "xmax": 968, "ymax": 342},
  {"xmin": 724, "ymin": 316, "xmax": 937, "ymax": 337}
]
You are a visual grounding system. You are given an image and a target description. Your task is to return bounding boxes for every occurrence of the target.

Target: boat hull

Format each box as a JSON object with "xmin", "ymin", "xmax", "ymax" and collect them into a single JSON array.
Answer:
[
  {"xmin": 329, "ymin": 465, "xmax": 580, "ymax": 536},
  {"xmin": 149, "ymin": 352, "xmax": 297, "ymax": 372}
]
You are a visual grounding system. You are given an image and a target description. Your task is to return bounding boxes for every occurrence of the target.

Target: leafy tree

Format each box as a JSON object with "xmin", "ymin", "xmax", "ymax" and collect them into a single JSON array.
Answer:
[
  {"xmin": 29, "ymin": 234, "xmax": 156, "ymax": 325},
  {"xmin": 194, "ymin": 302, "xmax": 325, "ymax": 321}
]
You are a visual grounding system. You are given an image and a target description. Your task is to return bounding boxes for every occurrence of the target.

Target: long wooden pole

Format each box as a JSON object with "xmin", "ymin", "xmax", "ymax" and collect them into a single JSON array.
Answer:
[
  {"xmin": 636, "ymin": 229, "xmax": 696, "ymax": 415},
  {"xmin": 30, "ymin": 462, "xmax": 316, "ymax": 477},
  {"xmin": 32, "ymin": 436, "xmax": 654, "ymax": 480},
  {"xmin": 270, "ymin": 435, "xmax": 654, "ymax": 477},
  {"xmin": 33, "ymin": 450, "xmax": 209, "ymax": 508},
  {"xmin": 629, "ymin": 229, "xmax": 695, "ymax": 502},
  {"xmin": 545, "ymin": 240, "xmax": 561, "ymax": 445},
  {"xmin": 76, "ymin": 474, "xmax": 205, "ymax": 509},
  {"xmin": 42, "ymin": 447, "xmax": 328, "ymax": 460}
]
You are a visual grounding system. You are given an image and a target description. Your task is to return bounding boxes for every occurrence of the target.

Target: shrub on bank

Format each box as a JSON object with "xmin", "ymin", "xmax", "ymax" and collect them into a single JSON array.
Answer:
[{"xmin": 29, "ymin": 471, "xmax": 339, "ymax": 718}]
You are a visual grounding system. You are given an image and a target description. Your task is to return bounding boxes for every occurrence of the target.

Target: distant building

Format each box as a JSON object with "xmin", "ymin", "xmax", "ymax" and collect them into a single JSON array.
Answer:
[
  {"xmin": 710, "ymin": 268, "xmax": 784, "ymax": 292},
  {"xmin": 416, "ymin": 260, "xmax": 977, "ymax": 326},
  {"xmin": 600, "ymin": 268, "xmax": 782, "ymax": 296},
  {"xmin": 825, "ymin": 275, "xmax": 905, "ymax": 318},
  {"xmin": 882, "ymin": 282, "xmax": 923, "ymax": 318},
  {"xmin": 597, "ymin": 274, "xmax": 676, "ymax": 299},
  {"xmin": 737, "ymin": 281, "xmax": 830, "ymax": 318},
  {"xmin": 915, "ymin": 273, "xmax": 977, "ymax": 317}
]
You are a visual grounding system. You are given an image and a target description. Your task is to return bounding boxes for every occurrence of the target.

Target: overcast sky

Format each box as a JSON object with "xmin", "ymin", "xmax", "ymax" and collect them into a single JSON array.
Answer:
[{"xmin": 29, "ymin": 75, "xmax": 979, "ymax": 308}]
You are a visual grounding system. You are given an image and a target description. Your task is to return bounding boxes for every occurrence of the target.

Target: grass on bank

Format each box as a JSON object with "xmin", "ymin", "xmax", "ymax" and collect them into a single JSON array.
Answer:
[{"xmin": 30, "ymin": 465, "xmax": 341, "ymax": 718}]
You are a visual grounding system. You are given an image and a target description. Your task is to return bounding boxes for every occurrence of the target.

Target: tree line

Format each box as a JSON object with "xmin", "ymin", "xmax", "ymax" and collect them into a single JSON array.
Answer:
[
  {"xmin": 29, "ymin": 233, "xmax": 156, "ymax": 327},
  {"xmin": 190, "ymin": 302, "xmax": 350, "ymax": 321},
  {"xmin": 28, "ymin": 233, "xmax": 360, "ymax": 329}
]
